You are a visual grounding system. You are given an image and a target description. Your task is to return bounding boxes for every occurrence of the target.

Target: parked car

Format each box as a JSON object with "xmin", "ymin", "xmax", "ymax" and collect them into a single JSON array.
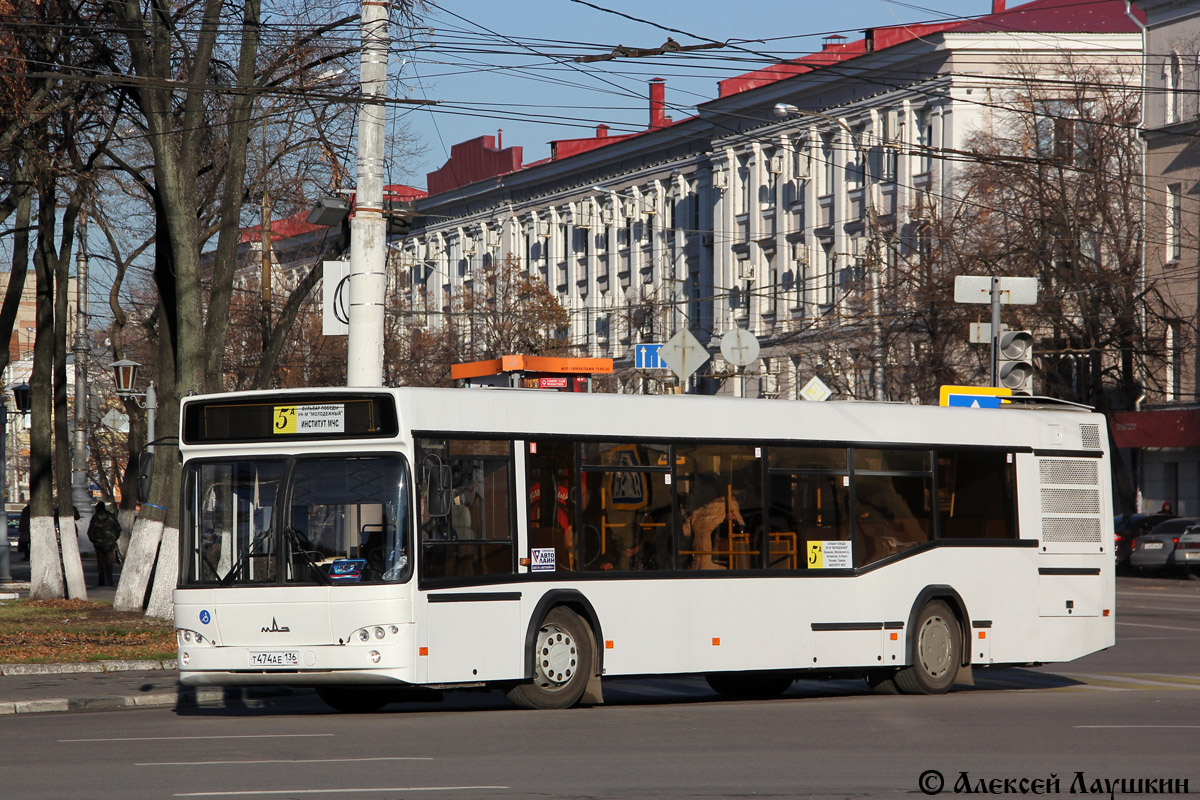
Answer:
[
  {"xmin": 1174, "ymin": 524, "xmax": 1200, "ymax": 577},
  {"xmin": 1115, "ymin": 513, "xmax": 1175, "ymax": 569},
  {"xmin": 1130, "ymin": 517, "xmax": 1200, "ymax": 575},
  {"xmin": 5, "ymin": 515, "xmax": 17, "ymax": 550}
]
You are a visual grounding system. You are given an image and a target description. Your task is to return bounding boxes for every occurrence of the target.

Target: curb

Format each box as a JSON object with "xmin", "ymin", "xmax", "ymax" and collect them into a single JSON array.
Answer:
[{"xmin": 0, "ymin": 659, "xmax": 178, "ymax": 676}]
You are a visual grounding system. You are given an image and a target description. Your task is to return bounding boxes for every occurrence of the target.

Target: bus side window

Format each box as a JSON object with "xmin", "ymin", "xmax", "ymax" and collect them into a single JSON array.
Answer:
[
  {"xmin": 938, "ymin": 449, "xmax": 1016, "ymax": 540},
  {"xmin": 419, "ymin": 438, "xmax": 516, "ymax": 581}
]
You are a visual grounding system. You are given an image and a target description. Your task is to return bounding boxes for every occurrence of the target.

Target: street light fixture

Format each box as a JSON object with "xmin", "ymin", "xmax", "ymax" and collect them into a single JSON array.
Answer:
[
  {"xmin": 110, "ymin": 360, "xmax": 158, "ymax": 502},
  {"xmin": 773, "ymin": 102, "xmax": 886, "ymax": 401}
]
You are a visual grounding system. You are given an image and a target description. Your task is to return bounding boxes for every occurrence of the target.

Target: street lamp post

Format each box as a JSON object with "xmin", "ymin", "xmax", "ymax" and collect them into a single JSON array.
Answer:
[
  {"xmin": 110, "ymin": 360, "xmax": 157, "ymax": 500},
  {"xmin": 773, "ymin": 103, "xmax": 886, "ymax": 401},
  {"xmin": 0, "ymin": 383, "xmax": 32, "ymax": 583}
]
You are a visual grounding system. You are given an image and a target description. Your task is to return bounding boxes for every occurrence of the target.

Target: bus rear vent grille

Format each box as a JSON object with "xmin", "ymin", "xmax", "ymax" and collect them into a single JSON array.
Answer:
[
  {"xmin": 1080, "ymin": 424, "xmax": 1102, "ymax": 450},
  {"xmin": 1039, "ymin": 459, "xmax": 1098, "ymax": 485},
  {"xmin": 1041, "ymin": 487, "xmax": 1102, "ymax": 515},
  {"xmin": 1039, "ymin": 458, "xmax": 1102, "ymax": 545},
  {"xmin": 1042, "ymin": 517, "xmax": 1101, "ymax": 543}
]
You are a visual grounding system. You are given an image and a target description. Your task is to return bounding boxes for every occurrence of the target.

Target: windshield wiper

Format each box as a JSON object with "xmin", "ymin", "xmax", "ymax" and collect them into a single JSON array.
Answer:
[
  {"xmin": 283, "ymin": 526, "xmax": 332, "ymax": 585},
  {"xmin": 220, "ymin": 529, "xmax": 274, "ymax": 587}
]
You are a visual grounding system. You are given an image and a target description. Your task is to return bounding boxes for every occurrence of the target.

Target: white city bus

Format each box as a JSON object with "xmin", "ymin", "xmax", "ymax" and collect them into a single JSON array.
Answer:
[{"xmin": 174, "ymin": 387, "xmax": 1114, "ymax": 711}]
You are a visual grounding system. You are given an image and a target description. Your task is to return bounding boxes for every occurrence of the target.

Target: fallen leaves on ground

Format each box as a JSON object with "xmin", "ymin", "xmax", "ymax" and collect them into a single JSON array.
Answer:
[{"xmin": 0, "ymin": 599, "xmax": 176, "ymax": 664}]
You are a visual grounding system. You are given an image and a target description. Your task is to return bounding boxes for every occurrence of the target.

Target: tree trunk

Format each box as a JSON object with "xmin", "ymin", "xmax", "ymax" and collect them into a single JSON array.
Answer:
[
  {"xmin": 53, "ymin": 210, "xmax": 86, "ymax": 600},
  {"xmin": 28, "ymin": 515, "xmax": 63, "ymax": 599},
  {"xmin": 113, "ymin": 515, "xmax": 162, "ymax": 611},
  {"xmin": 145, "ymin": 524, "xmax": 178, "ymax": 620},
  {"xmin": 28, "ymin": 174, "xmax": 62, "ymax": 599}
]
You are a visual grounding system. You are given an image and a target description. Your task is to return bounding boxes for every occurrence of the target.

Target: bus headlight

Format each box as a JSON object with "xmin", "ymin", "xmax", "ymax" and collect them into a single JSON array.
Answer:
[
  {"xmin": 345, "ymin": 624, "xmax": 405, "ymax": 646},
  {"xmin": 176, "ymin": 628, "xmax": 213, "ymax": 647}
]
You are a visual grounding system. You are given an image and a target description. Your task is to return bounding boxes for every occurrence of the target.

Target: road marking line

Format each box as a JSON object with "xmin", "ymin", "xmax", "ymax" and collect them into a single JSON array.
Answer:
[
  {"xmin": 1115, "ymin": 621, "xmax": 1200, "ymax": 633},
  {"xmin": 62, "ymin": 734, "xmax": 334, "ymax": 743},
  {"xmin": 1111, "ymin": 673, "xmax": 1200, "ymax": 687},
  {"xmin": 174, "ymin": 787, "xmax": 509, "ymax": 797},
  {"xmin": 140, "ymin": 757, "xmax": 432, "ymax": 767},
  {"xmin": 1058, "ymin": 674, "xmax": 1200, "ymax": 691},
  {"xmin": 1118, "ymin": 604, "xmax": 1200, "ymax": 612},
  {"xmin": 1076, "ymin": 725, "xmax": 1200, "ymax": 729}
]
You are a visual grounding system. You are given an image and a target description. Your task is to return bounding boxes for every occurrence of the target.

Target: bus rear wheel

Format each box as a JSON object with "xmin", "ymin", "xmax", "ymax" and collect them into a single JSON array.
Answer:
[
  {"xmin": 506, "ymin": 607, "xmax": 594, "ymax": 710},
  {"xmin": 316, "ymin": 686, "xmax": 390, "ymax": 713},
  {"xmin": 894, "ymin": 599, "xmax": 961, "ymax": 695},
  {"xmin": 705, "ymin": 671, "xmax": 794, "ymax": 699}
]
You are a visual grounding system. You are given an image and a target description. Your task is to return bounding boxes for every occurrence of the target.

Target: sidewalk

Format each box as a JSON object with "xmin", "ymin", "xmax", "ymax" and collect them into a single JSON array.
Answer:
[{"xmin": 1, "ymin": 558, "xmax": 316, "ymax": 716}]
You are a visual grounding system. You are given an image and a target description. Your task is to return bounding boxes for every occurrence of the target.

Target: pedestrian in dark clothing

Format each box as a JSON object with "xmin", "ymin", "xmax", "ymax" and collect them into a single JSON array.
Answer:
[
  {"xmin": 17, "ymin": 504, "xmax": 29, "ymax": 559},
  {"xmin": 87, "ymin": 502, "xmax": 122, "ymax": 586}
]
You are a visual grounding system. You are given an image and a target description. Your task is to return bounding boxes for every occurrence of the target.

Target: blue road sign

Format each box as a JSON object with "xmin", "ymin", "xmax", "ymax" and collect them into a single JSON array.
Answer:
[
  {"xmin": 635, "ymin": 343, "xmax": 666, "ymax": 370},
  {"xmin": 945, "ymin": 394, "xmax": 1003, "ymax": 409}
]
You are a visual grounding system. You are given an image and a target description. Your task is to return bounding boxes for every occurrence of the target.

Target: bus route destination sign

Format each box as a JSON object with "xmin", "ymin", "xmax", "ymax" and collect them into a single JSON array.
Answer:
[
  {"xmin": 273, "ymin": 403, "xmax": 346, "ymax": 435},
  {"xmin": 806, "ymin": 540, "xmax": 852, "ymax": 569}
]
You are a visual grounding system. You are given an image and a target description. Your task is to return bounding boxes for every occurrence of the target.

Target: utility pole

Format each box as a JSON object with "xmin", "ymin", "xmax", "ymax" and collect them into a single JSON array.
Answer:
[
  {"xmin": 72, "ymin": 240, "xmax": 93, "ymax": 546},
  {"xmin": 346, "ymin": 0, "xmax": 389, "ymax": 387}
]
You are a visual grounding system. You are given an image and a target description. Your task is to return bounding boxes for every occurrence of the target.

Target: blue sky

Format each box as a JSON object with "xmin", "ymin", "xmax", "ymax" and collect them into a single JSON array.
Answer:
[{"xmin": 394, "ymin": 0, "xmax": 977, "ymax": 186}]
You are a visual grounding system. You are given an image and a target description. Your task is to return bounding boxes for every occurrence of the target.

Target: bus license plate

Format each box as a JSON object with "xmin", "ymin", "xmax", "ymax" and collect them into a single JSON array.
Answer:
[{"xmin": 249, "ymin": 650, "xmax": 300, "ymax": 667}]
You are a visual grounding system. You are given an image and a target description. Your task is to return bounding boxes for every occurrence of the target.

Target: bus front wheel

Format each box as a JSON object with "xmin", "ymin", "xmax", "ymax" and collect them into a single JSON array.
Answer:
[
  {"xmin": 506, "ymin": 607, "xmax": 594, "ymax": 710},
  {"xmin": 894, "ymin": 599, "xmax": 961, "ymax": 695}
]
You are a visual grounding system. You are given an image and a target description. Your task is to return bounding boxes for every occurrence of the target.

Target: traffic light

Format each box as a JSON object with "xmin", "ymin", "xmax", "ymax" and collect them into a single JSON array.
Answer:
[{"xmin": 998, "ymin": 330, "xmax": 1034, "ymax": 395}]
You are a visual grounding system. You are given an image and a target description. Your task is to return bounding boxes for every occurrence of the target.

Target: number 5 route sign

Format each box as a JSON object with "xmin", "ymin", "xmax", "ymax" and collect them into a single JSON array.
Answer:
[{"xmin": 938, "ymin": 385, "xmax": 1012, "ymax": 408}]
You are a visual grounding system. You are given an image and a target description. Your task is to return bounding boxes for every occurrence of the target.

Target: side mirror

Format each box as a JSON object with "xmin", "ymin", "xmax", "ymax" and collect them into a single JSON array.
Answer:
[
  {"xmin": 137, "ymin": 448, "xmax": 155, "ymax": 504},
  {"xmin": 423, "ymin": 459, "xmax": 451, "ymax": 518}
]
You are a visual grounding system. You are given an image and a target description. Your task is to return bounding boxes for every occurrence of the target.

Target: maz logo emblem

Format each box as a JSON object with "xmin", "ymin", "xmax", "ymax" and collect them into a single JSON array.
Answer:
[{"xmin": 261, "ymin": 618, "xmax": 291, "ymax": 633}]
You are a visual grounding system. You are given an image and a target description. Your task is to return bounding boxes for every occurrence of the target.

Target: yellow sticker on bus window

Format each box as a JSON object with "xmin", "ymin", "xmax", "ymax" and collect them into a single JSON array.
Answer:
[{"xmin": 274, "ymin": 406, "xmax": 297, "ymax": 434}]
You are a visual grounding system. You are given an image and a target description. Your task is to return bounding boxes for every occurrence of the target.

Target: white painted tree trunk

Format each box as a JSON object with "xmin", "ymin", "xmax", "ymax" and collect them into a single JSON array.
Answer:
[
  {"xmin": 113, "ymin": 515, "xmax": 164, "ymax": 612},
  {"xmin": 116, "ymin": 507, "xmax": 135, "ymax": 557},
  {"xmin": 28, "ymin": 515, "xmax": 64, "ymax": 600},
  {"xmin": 145, "ymin": 526, "xmax": 178, "ymax": 621},
  {"xmin": 61, "ymin": 518, "xmax": 88, "ymax": 601}
]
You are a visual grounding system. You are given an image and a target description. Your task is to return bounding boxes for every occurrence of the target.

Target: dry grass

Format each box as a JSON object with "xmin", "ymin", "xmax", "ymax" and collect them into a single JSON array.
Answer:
[{"xmin": 0, "ymin": 598, "xmax": 176, "ymax": 664}]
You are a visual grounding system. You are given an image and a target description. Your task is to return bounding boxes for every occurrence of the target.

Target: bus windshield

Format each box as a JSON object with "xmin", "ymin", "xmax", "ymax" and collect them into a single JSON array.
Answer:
[{"xmin": 181, "ymin": 455, "xmax": 412, "ymax": 586}]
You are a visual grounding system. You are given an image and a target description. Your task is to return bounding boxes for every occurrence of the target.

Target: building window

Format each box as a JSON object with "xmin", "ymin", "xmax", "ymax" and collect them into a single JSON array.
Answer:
[
  {"xmin": 915, "ymin": 108, "xmax": 932, "ymax": 174},
  {"xmin": 817, "ymin": 239, "xmax": 835, "ymax": 306},
  {"xmin": 1166, "ymin": 323, "xmax": 1182, "ymax": 401},
  {"xmin": 847, "ymin": 126, "xmax": 865, "ymax": 190},
  {"xmin": 737, "ymin": 154, "xmax": 750, "ymax": 216},
  {"xmin": 1167, "ymin": 183, "xmax": 1181, "ymax": 263},
  {"xmin": 820, "ymin": 132, "xmax": 835, "ymax": 196},
  {"xmin": 1166, "ymin": 52, "xmax": 1182, "ymax": 125}
]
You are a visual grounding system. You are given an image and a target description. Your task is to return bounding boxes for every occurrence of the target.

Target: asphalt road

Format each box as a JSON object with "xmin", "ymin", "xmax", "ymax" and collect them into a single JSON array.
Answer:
[{"xmin": 1, "ymin": 574, "xmax": 1197, "ymax": 800}]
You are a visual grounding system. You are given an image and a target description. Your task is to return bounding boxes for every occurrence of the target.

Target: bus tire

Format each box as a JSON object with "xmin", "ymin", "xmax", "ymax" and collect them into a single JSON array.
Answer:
[
  {"xmin": 506, "ymin": 607, "xmax": 594, "ymax": 710},
  {"xmin": 895, "ymin": 599, "xmax": 961, "ymax": 695},
  {"xmin": 865, "ymin": 669, "xmax": 900, "ymax": 694},
  {"xmin": 316, "ymin": 686, "xmax": 390, "ymax": 713},
  {"xmin": 705, "ymin": 671, "xmax": 794, "ymax": 699}
]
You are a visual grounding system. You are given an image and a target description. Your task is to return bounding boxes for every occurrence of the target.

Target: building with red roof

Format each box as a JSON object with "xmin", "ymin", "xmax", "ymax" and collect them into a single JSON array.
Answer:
[{"xmin": 398, "ymin": 0, "xmax": 1140, "ymax": 409}]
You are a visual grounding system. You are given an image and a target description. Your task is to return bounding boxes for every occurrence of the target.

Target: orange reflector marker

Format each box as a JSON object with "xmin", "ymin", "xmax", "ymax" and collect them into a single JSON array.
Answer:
[
  {"xmin": 418, "ymin": 647, "xmax": 429, "ymax": 656},
  {"xmin": 890, "ymin": 632, "xmax": 898, "ymax": 641},
  {"xmin": 978, "ymin": 631, "xmax": 986, "ymax": 640},
  {"xmin": 605, "ymin": 640, "xmax": 614, "ymax": 649},
  {"xmin": 1103, "ymin": 609, "xmax": 1110, "ymax": 617},
  {"xmin": 712, "ymin": 637, "xmax": 721, "ymax": 646},
  {"xmin": 519, "ymin": 557, "xmax": 531, "ymax": 567}
]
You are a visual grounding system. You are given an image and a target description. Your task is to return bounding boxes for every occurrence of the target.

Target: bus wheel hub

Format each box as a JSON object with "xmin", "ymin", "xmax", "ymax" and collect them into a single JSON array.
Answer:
[{"xmin": 536, "ymin": 626, "xmax": 577, "ymax": 686}]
